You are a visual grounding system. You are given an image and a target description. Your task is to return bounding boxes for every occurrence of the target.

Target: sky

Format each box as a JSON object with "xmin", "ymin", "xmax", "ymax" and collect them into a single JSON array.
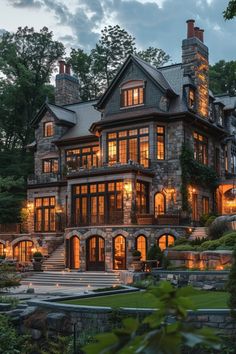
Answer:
[{"xmin": 0, "ymin": 0, "xmax": 236, "ymax": 65}]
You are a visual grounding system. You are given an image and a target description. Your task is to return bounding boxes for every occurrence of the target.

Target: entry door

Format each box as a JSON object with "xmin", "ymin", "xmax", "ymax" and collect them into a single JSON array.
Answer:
[{"xmin": 86, "ymin": 236, "xmax": 105, "ymax": 271}]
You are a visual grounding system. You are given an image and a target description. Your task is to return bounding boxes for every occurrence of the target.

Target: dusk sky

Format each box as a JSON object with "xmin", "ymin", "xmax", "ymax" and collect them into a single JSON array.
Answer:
[{"xmin": 0, "ymin": 0, "xmax": 236, "ymax": 65}]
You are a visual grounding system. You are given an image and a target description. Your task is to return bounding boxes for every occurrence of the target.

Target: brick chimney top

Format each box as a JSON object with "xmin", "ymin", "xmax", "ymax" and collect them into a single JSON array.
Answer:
[
  {"xmin": 186, "ymin": 19, "xmax": 204, "ymax": 43},
  {"xmin": 58, "ymin": 60, "xmax": 65, "ymax": 74}
]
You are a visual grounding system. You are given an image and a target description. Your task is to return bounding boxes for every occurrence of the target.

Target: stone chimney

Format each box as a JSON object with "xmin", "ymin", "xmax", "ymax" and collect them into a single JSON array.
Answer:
[
  {"xmin": 182, "ymin": 19, "xmax": 209, "ymax": 118},
  {"xmin": 55, "ymin": 60, "xmax": 80, "ymax": 106}
]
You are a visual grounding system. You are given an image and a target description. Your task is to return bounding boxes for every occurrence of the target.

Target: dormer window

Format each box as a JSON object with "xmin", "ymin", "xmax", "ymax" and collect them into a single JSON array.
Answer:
[
  {"xmin": 44, "ymin": 122, "xmax": 54, "ymax": 137},
  {"xmin": 120, "ymin": 80, "xmax": 145, "ymax": 108},
  {"xmin": 188, "ymin": 88, "xmax": 195, "ymax": 109}
]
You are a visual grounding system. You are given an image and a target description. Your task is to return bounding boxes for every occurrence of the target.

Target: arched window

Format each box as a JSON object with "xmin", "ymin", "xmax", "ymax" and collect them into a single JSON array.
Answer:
[
  {"xmin": 154, "ymin": 192, "xmax": 165, "ymax": 217},
  {"xmin": 69, "ymin": 236, "xmax": 80, "ymax": 269},
  {"xmin": 13, "ymin": 240, "xmax": 34, "ymax": 262},
  {"xmin": 157, "ymin": 234, "xmax": 175, "ymax": 251},
  {"xmin": 0, "ymin": 243, "xmax": 4, "ymax": 257},
  {"xmin": 113, "ymin": 235, "xmax": 126, "ymax": 270},
  {"xmin": 86, "ymin": 236, "xmax": 105, "ymax": 271},
  {"xmin": 136, "ymin": 235, "xmax": 147, "ymax": 260}
]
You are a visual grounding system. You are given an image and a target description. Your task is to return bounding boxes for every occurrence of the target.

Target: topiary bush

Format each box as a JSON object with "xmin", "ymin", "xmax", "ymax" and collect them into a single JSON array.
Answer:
[{"xmin": 171, "ymin": 244, "xmax": 195, "ymax": 252}]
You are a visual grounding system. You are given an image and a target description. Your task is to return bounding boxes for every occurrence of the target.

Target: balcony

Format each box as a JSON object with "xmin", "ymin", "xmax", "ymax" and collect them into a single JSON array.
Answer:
[
  {"xmin": 66, "ymin": 160, "xmax": 153, "ymax": 178},
  {"xmin": 0, "ymin": 223, "xmax": 21, "ymax": 234},
  {"xmin": 27, "ymin": 173, "xmax": 62, "ymax": 185}
]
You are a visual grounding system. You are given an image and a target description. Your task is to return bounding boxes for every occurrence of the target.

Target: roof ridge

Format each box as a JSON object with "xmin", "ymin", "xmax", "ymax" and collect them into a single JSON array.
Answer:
[{"xmin": 47, "ymin": 102, "xmax": 76, "ymax": 113}]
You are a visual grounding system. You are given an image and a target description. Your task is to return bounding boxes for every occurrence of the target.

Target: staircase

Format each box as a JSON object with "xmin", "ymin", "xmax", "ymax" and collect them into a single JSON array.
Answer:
[
  {"xmin": 189, "ymin": 227, "xmax": 208, "ymax": 240},
  {"xmin": 21, "ymin": 271, "xmax": 121, "ymax": 288},
  {"xmin": 42, "ymin": 244, "xmax": 65, "ymax": 271}
]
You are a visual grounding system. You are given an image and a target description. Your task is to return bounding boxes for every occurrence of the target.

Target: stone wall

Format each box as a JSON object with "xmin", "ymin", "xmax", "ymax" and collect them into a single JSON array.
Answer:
[
  {"xmin": 25, "ymin": 296, "xmax": 236, "ymax": 337},
  {"xmin": 166, "ymin": 250, "xmax": 233, "ymax": 270}
]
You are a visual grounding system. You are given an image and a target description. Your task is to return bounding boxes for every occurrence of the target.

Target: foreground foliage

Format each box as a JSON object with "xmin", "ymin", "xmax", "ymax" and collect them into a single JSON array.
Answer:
[
  {"xmin": 227, "ymin": 246, "xmax": 236, "ymax": 316},
  {"xmin": 0, "ymin": 264, "xmax": 20, "ymax": 291},
  {"xmin": 83, "ymin": 282, "xmax": 221, "ymax": 354}
]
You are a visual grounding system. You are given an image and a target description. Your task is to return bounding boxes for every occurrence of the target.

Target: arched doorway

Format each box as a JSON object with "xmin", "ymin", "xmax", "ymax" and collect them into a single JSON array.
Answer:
[
  {"xmin": 86, "ymin": 236, "xmax": 105, "ymax": 271},
  {"xmin": 13, "ymin": 240, "xmax": 34, "ymax": 262},
  {"xmin": 113, "ymin": 235, "xmax": 126, "ymax": 270},
  {"xmin": 67, "ymin": 236, "xmax": 80, "ymax": 269},
  {"xmin": 154, "ymin": 192, "xmax": 165, "ymax": 217},
  {"xmin": 157, "ymin": 234, "xmax": 175, "ymax": 251},
  {"xmin": 136, "ymin": 235, "xmax": 147, "ymax": 260},
  {"xmin": 0, "ymin": 242, "xmax": 5, "ymax": 257},
  {"xmin": 223, "ymin": 188, "xmax": 236, "ymax": 214}
]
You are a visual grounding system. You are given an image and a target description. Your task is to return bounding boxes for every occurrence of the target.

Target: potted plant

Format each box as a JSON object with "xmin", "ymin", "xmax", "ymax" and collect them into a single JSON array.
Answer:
[
  {"xmin": 32, "ymin": 251, "xmax": 43, "ymax": 271},
  {"xmin": 147, "ymin": 245, "xmax": 163, "ymax": 269},
  {"xmin": 132, "ymin": 249, "xmax": 143, "ymax": 272},
  {"xmin": 132, "ymin": 249, "xmax": 142, "ymax": 261}
]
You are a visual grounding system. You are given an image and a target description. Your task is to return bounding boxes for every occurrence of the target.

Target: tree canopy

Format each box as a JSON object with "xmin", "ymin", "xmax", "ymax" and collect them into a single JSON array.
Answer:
[
  {"xmin": 69, "ymin": 25, "xmax": 170, "ymax": 101},
  {"xmin": 224, "ymin": 0, "xmax": 236, "ymax": 19},
  {"xmin": 209, "ymin": 60, "xmax": 236, "ymax": 95}
]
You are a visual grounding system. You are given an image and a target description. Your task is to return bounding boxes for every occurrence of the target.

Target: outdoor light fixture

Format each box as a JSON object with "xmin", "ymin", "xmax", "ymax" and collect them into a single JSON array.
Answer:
[{"xmin": 124, "ymin": 181, "xmax": 132, "ymax": 199}]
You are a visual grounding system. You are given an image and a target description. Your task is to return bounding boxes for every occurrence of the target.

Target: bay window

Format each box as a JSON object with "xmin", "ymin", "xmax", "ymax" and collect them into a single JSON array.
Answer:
[{"xmin": 66, "ymin": 145, "xmax": 99, "ymax": 170}]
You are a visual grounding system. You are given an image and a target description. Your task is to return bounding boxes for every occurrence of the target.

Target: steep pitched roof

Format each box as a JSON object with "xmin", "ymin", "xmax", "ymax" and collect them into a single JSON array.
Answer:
[
  {"xmin": 31, "ymin": 103, "xmax": 76, "ymax": 127},
  {"xmin": 215, "ymin": 94, "xmax": 236, "ymax": 111},
  {"xmin": 96, "ymin": 54, "xmax": 178, "ymax": 110}
]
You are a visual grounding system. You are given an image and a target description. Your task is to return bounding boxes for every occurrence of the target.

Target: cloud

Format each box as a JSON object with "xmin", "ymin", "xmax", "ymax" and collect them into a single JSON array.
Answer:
[
  {"xmin": 8, "ymin": 0, "xmax": 42, "ymax": 8},
  {"xmin": 5, "ymin": 0, "xmax": 236, "ymax": 63}
]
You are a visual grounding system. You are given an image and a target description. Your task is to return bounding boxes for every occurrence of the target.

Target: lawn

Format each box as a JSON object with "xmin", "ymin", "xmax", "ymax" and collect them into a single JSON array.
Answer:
[{"xmin": 62, "ymin": 290, "xmax": 229, "ymax": 309}]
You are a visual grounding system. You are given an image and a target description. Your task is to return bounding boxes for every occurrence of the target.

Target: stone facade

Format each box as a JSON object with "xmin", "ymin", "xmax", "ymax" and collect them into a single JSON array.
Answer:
[{"xmin": 17, "ymin": 19, "xmax": 236, "ymax": 270}]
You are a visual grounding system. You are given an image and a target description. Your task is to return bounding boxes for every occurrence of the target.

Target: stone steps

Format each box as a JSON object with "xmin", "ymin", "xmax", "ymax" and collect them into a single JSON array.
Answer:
[
  {"xmin": 21, "ymin": 271, "xmax": 121, "ymax": 288},
  {"xmin": 189, "ymin": 227, "xmax": 207, "ymax": 240},
  {"xmin": 42, "ymin": 244, "xmax": 65, "ymax": 271}
]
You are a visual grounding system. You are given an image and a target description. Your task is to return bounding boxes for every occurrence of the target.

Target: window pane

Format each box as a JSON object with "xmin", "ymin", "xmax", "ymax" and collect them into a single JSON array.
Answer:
[
  {"xmin": 108, "ymin": 141, "xmax": 117, "ymax": 164},
  {"xmin": 137, "ymin": 235, "xmax": 146, "ymax": 261},
  {"xmin": 127, "ymin": 89, "xmax": 133, "ymax": 106},
  {"xmin": 118, "ymin": 131, "xmax": 127, "ymax": 137},
  {"xmin": 140, "ymin": 136, "xmax": 149, "ymax": 167},
  {"xmin": 108, "ymin": 132, "xmax": 117, "ymax": 139},
  {"xmin": 133, "ymin": 88, "xmax": 139, "ymax": 105},
  {"xmin": 157, "ymin": 136, "xmax": 164, "ymax": 160},
  {"xmin": 139, "ymin": 87, "xmax": 144, "ymax": 104},
  {"xmin": 119, "ymin": 140, "xmax": 127, "ymax": 164},
  {"xmin": 98, "ymin": 183, "xmax": 105, "ymax": 192},
  {"xmin": 140, "ymin": 127, "xmax": 148, "ymax": 135},
  {"xmin": 129, "ymin": 138, "xmax": 138, "ymax": 161}
]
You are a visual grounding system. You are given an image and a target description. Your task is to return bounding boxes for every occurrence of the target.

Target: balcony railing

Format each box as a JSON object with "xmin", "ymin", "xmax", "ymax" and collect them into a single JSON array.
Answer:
[
  {"xmin": 70, "ymin": 211, "xmax": 123, "ymax": 227},
  {"xmin": 66, "ymin": 160, "xmax": 152, "ymax": 176},
  {"xmin": 27, "ymin": 173, "xmax": 62, "ymax": 185},
  {"xmin": 0, "ymin": 223, "xmax": 21, "ymax": 234}
]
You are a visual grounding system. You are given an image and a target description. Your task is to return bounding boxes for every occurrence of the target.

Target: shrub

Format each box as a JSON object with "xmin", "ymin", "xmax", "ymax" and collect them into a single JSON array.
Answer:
[
  {"xmin": 173, "ymin": 236, "xmax": 189, "ymax": 246},
  {"xmin": 33, "ymin": 251, "xmax": 43, "ymax": 259},
  {"xmin": 198, "ymin": 240, "xmax": 221, "ymax": 251},
  {"xmin": 205, "ymin": 215, "xmax": 217, "ymax": 227},
  {"xmin": 171, "ymin": 244, "xmax": 195, "ymax": 251},
  {"xmin": 0, "ymin": 264, "xmax": 20, "ymax": 290},
  {"xmin": 132, "ymin": 250, "xmax": 141, "ymax": 257},
  {"xmin": 147, "ymin": 245, "xmax": 162, "ymax": 260},
  {"xmin": 220, "ymin": 232, "xmax": 236, "ymax": 247},
  {"xmin": 207, "ymin": 218, "xmax": 230, "ymax": 240},
  {"xmin": 190, "ymin": 237, "xmax": 208, "ymax": 246}
]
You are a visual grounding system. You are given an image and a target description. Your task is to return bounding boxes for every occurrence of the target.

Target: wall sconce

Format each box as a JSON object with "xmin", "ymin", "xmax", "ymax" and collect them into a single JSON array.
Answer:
[
  {"xmin": 27, "ymin": 201, "xmax": 34, "ymax": 212},
  {"xmin": 56, "ymin": 204, "xmax": 63, "ymax": 214},
  {"xmin": 124, "ymin": 181, "xmax": 132, "ymax": 199}
]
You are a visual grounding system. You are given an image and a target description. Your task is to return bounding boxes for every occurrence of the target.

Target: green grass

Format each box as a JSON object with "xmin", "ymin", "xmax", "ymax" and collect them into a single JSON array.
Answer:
[{"xmin": 61, "ymin": 290, "xmax": 229, "ymax": 309}]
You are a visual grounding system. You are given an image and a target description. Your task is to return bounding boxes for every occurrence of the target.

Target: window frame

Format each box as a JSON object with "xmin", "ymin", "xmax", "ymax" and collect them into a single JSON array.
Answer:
[
  {"xmin": 42, "ymin": 158, "xmax": 59, "ymax": 173},
  {"xmin": 34, "ymin": 196, "xmax": 56, "ymax": 232},
  {"xmin": 66, "ymin": 145, "xmax": 99, "ymax": 170},
  {"xmin": 156, "ymin": 126, "xmax": 165, "ymax": 160},
  {"xmin": 193, "ymin": 131, "xmax": 208, "ymax": 165},
  {"xmin": 120, "ymin": 81, "xmax": 145, "ymax": 108},
  {"xmin": 107, "ymin": 127, "xmax": 149, "ymax": 167},
  {"xmin": 43, "ymin": 122, "xmax": 54, "ymax": 137},
  {"xmin": 136, "ymin": 181, "xmax": 149, "ymax": 214}
]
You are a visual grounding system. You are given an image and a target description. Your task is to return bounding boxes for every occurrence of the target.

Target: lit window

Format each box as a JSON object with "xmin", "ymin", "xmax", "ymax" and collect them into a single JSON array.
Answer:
[
  {"xmin": 188, "ymin": 89, "xmax": 195, "ymax": 109},
  {"xmin": 136, "ymin": 235, "xmax": 147, "ymax": 261},
  {"xmin": 66, "ymin": 145, "xmax": 99, "ymax": 170},
  {"xmin": 121, "ymin": 87, "xmax": 144, "ymax": 107},
  {"xmin": 193, "ymin": 132, "xmax": 208, "ymax": 165},
  {"xmin": 202, "ymin": 197, "xmax": 209, "ymax": 215},
  {"xmin": 154, "ymin": 193, "xmax": 165, "ymax": 217},
  {"xmin": 35, "ymin": 196, "xmax": 55, "ymax": 232},
  {"xmin": 158, "ymin": 234, "xmax": 175, "ymax": 251},
  {"xmin": 42, "ymin": 159, "xmax": 58, "ymax": 173},
  {"xmin": 107, "ymin": 127, "xmax": 149, "ymax": 167},
  {"xmin": 44, "ymin": 122, "xmax": 54, "ymax": 137},
  {"xmin": 157, "ymin": 126, "xmax": 165, "ymax": 160},
  {"xmin": 136, "ymin": 181, "xmax": 149, "ymax": 214}
]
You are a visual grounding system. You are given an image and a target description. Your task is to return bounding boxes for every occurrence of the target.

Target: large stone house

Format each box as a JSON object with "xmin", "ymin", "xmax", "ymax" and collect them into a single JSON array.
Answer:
[{"xmin": 3, "ymin": 20, "xmax": 236, "ymax": 270}]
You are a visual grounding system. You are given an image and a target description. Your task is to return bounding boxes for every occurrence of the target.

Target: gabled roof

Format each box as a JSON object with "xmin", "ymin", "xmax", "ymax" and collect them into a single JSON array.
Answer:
[
  {"xmin": 96, "ymin": 54, "xmax": 178, "ymax": 110},
  {"xmin": 31, "ymin": 102, "xmax": 76, "ymax": 127},
  {"xmin": 215, "ymin": 94, "xmax": 236, "ymax": 111}
]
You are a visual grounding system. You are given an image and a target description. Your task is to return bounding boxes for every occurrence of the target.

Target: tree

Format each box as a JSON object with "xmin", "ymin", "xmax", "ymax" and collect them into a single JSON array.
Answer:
[
  {"xmin": 224, "ymin": 0, "xmax": 236, "ymax": 19},
  {"xmin": 137, "ymin": 46, "xmax": 170, "ymax": 68},
  {"xmin": 84, "ymin": 281, "xmax": 220, "ymax": 354},
  {"xmin": 69, "ymin": 25, "xmax": 170, "ymax": 100},
  {"xmin": 209, "ymin": 60, "xmax": 236, "ymax": 95},
  {"xmin": 0, "ymin": 26, "xmax": 64, "ymax": 150}
]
